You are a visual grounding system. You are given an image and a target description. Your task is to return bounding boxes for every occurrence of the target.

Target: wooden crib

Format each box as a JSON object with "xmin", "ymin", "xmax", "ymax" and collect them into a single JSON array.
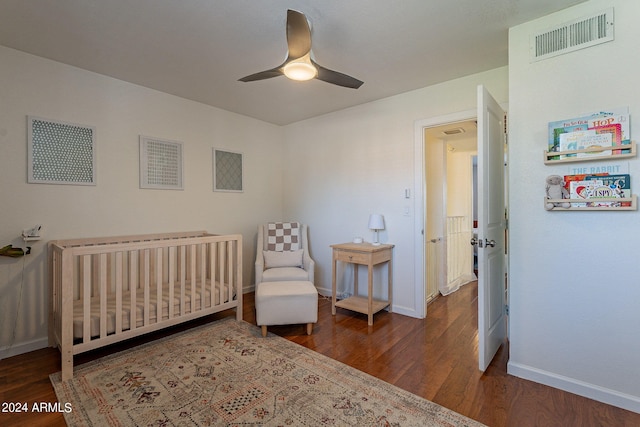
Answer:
[{"xmin": 48, "ymin": 231, "xmax": 243, "ymax": 381}]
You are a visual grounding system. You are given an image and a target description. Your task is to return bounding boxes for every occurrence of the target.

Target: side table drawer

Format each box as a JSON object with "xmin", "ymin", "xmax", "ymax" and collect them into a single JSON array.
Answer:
[{"xmin": 334, "ymin": 250, "xmax": 369, "ymax": 264}]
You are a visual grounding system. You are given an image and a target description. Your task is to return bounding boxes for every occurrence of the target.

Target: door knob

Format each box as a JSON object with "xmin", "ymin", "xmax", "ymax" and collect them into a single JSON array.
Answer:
[
  {"xmin": 470, "ymin": 237, "xmax": 478, "ymax": 246},
  {"xmin": 484, "ymin": 238, "xmax": 496, "ymax": 247}
]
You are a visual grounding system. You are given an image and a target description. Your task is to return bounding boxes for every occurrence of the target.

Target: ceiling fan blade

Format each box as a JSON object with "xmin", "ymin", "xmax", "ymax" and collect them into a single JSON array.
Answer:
[
  {"xmin": 238, "ymin": 67, "xmax": 283, "ymax": 82},
  {"xmin": 312, "ymin": 61, "xmax": 364, "ymax": 89},
  {"xmin": 286, "ymin": 9, "xmax": 312, "ymax": 59},
  {"xmin": 240, "ymin": 9, "xmax": 363, "ymax": 89}
]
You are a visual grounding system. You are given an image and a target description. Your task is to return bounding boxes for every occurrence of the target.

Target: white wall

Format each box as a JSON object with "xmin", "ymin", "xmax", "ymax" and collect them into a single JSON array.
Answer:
[
  {"xmin": 0, "ymin": 46, "xmax": 284, "ymax": 357},
  {"xmin": 508, "ymin": 0, "xmax": 640, "ymax": 412},
  {"xmin": 282, "ymin": 67, "xmax": 508, "ymax": 317},
  {"xmin": 426, "ymin": 136, "xmax": 446, "ymax": 243},
  {"xmin": 447, "ymin": 149, "xmax": 475, "ymax": 218}
]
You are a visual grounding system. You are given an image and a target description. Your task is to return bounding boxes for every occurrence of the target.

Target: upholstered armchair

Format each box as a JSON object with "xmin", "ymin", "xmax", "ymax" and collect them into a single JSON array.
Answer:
[{"xmin": 255, "ymin": 222, "xmax": 315, "ymax": 286}]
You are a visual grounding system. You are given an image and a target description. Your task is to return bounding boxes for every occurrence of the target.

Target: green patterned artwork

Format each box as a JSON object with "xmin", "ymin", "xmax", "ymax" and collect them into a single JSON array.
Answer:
[
  {"xmin": 28, "ymin": 116, "xmax": 96, "ymax": 185},
  {"xmin": 213, "ymin": 148, "xmax": 243, "ymax": 192}
]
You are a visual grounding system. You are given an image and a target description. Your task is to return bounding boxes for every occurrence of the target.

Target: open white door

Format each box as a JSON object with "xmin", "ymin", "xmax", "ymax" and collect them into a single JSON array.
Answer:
[{"xmin": 476, "ymin": 85, "xmax": 507, "ymax": 372}]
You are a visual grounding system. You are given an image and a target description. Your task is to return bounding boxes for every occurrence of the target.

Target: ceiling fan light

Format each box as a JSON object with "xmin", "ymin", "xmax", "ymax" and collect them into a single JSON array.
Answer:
[{"xmin": 283, "ymin": 61, "xmax": 317, "ymax": 81}]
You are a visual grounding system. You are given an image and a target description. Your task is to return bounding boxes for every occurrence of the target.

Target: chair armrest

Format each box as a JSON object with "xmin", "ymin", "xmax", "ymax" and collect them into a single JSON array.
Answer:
[
  {"xmin": 255, "ymin": 256, "xmax": 265, "ymax": 286},
  {"xmin": 303, "ymin": 254, "xmax": 315, "ymax": 284},
  {"xmin": 255, "ymin": 224, "xmax": 265, "ymax": 285}
]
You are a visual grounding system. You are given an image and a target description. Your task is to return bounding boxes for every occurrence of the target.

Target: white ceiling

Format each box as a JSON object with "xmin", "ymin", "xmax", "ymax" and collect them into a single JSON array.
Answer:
[{"xmin": 0, "ymin": 0, "xmax": 586, "ymax": 125}]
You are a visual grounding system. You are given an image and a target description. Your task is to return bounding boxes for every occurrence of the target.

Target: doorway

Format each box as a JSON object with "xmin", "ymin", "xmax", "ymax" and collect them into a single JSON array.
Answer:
[
  {"xmin": 413, "ymin": 87, "xmax": 508, "ymax": 371},
  {"xmin": 413, "ymin": 109, "xmax": 477, "ymax": 319},
  {"xmin": 424, "ymin": 120, "xmax": 478, "ymax": 303}
]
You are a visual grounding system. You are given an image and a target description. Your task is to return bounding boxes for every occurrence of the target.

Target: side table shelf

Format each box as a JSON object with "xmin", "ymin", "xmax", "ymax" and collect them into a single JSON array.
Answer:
[
  {"xmin": 334, "ymin": 296, "xmax": 389, "ymax": 316},
  {"xmin": 331, "ymin": 242, "xmax": 394, "ymax": 326}
]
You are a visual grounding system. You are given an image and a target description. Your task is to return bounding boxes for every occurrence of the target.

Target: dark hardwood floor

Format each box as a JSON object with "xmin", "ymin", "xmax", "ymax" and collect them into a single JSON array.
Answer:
[{"xmin": 1, "ymin": 281, "xmax": 639, "ymax": 426}]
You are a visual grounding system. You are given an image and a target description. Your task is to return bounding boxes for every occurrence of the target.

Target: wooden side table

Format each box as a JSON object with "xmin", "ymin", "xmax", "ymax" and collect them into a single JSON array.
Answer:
[{"xmin": 331, "ymin": 242, "xmax": 394, "ymax": 325}]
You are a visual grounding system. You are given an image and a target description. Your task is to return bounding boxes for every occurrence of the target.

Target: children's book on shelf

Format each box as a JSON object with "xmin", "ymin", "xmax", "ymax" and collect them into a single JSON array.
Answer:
[
  {"xmin": 558, "ymin": 130, "xmax": 613, "ymax": 159},
  {"xmin": 563, "ymin": 173, "xmax": 608, "ymax": 192},
  {"xmin": 585, "ymin": 174, "xmax": 632, "ymax": 207},
  {"xmin": 591, "ymin": 123, "xmax": 622, "ymax": 155},
  {"xmin": 548, "ymin": 107, "xmax": 630, "ymax": 159},
  {"xmin": 569, "ymin": 179, "xmax": 602, "ymax": 207}
]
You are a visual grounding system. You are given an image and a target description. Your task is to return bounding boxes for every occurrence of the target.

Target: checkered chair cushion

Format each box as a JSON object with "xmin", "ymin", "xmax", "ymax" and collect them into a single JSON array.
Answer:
[{"xmin": 267, "ymin": 222, "xmax": 300, "ymax": 251}]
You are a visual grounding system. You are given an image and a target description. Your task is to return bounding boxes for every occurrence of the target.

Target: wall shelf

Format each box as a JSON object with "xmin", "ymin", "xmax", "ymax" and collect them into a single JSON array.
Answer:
[
  {"xmin": 544, "ymin": 141, "xmax": 636, "ymax": 164},
  {"xmin": 545, "ymin": 195, "xmax": 637, "ymax": 211}
]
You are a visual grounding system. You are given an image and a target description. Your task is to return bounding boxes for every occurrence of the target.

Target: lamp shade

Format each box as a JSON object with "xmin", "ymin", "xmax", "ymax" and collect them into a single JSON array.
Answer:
[{"xmin": 368, "ymin": 214, "xmax": 385, "ymax": 230}]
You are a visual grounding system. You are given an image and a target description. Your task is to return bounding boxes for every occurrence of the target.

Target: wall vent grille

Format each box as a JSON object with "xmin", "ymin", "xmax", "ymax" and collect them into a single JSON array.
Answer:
[
  {"xmin": 442, "ymin": 128, "xmax": 465, "ymax": 136},
  {"xmin": 530, "ymin": 8, "xmax": 614, "ymax": 62}
]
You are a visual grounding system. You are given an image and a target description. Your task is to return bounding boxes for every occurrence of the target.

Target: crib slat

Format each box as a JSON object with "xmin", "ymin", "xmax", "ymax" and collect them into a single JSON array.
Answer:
[
  {"xmin": 92, "ymin": 255, "xmax": 99, "ymax": 302},
  {"xmin": 129, "ymin": 251, "xmax": 137, "ymax": 331},
  {"xmin": 81, "ymin": 255, "xmax": 91, "ymax": 343},
  {"xmin": 200, "ymin": 243, "xmax": 206, "ymax": 310},
  {"xmin": 99, "ymin": 253, "xmax": 108, "ymax": 338},
  {"xmin": 143, "ymin": 249, "xmax": 150, "ymax": 326},
  {"xmin": 227, "ymin": 241, "xmax": 234, "ymax": 304},
  {"xmin": 115, "ymin": 252, "xmax": 123, "ymax": 334},
  {"xmin": 234, "ymin": 239, "xmax": 243, "ymax": 320},
  {"xmin": 168, "ymin": 246, "xmax": 175, "ymax": 319},
  {"xmin": 229, "ymin": 241, "xmax": 239, "ymax": 302},
  {"xmin": 210, "ymin": 242, "xmax": 217, "ymax": 307},
  {"xmin": 219, "ymin": 242, "xmax": 226, "ymax": 305},
  {"xmin": 190, "ymin": 244, "xmax": 196, "ymax": 313},
  {"xmin": 156, "ymin": 248, "xmax": 163, "ymax": 322},
  {"xmin": 180, "ymin": 245, "xmax": 186, "ymax": 315},
  {"xmin": 228, "ymin": 241, "xmax": 235, "ymax": 302}
]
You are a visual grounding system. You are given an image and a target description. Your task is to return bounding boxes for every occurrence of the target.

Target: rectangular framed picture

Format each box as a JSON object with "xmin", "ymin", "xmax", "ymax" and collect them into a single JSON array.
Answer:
[
  {"xmin": 213, "ymin": 148, "xmax": 243, "ymax": 192},
  {"xmin": 139, "ymin": 136, "xmax": 184, "ymax": 190},
  {"xmin": 27, "ymin": 116, "xmax": 96, "ymax": 185}
]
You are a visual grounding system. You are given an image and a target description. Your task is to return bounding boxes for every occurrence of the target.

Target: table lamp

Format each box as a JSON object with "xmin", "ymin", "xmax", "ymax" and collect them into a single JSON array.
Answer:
[{"xmin": 368, "ymin": 214, "xmax": 385, "ymax": 245}]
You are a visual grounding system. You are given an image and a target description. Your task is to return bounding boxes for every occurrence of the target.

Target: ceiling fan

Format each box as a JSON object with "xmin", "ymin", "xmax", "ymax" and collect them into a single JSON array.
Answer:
[{"xmin": 238, "ymin": 9, "xmax": 363, "ymax": 89}]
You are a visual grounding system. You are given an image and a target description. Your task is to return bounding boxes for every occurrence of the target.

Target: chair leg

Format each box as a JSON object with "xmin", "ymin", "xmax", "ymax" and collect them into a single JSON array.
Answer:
[
  {"xmin": 261, "ymin": 325, "xmax": 267, "ymax": 337},
  {"xmin": 306, "ymin": 323, "xmax": 313, "ymax": 335}
]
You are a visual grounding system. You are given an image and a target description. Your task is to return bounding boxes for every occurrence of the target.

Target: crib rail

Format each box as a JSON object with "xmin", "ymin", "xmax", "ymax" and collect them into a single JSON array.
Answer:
[{"xmin": 49, "ymin": 231, "xmax": 242, "ymax": 380}]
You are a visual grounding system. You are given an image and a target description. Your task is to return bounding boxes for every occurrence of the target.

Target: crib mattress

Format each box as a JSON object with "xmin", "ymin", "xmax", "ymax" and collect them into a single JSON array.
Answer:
[{"xmin": 72, "ymin": 280, "xmax": 232, "ymax": 340}]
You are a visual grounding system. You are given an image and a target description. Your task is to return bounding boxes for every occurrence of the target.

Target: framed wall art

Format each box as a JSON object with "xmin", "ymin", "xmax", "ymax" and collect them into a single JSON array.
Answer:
[
  {"xmin": 27, "ymin": 116, "xmax": 96, "ymax": 185},
  {"xmin": 139, "ymin": 136, "xmax": 184, "ymax": 190},
  {"xmin": 213, "ymin": 148, "xmax": 243, "ymax": 192}
]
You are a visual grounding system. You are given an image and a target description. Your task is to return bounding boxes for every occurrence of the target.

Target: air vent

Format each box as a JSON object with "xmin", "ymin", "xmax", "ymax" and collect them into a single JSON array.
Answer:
[
  {"xmin": 442, "ymin": 128, "xmax": 465, "ymax": 136},
  {"xmin": 530, "ymin": 8, "xmax": 614, "ymax": 62}
]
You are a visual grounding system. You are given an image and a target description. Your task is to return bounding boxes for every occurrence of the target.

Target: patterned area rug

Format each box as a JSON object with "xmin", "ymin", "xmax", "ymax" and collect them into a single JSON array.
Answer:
[{"xmin": 51, "ymin": 318, "xmax": 485, "ymax": 426}]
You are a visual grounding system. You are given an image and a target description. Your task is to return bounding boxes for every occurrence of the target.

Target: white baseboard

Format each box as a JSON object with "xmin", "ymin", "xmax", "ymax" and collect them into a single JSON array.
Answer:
[
  {"xmin": 508, "ymin": 361, "xmax": 640, "ymax": 414},
  {"xmin": 0, "ymin": 337, "xmax": 49, "ymax": 360},
  {"xmin": 389, "ymin": 304, "xmax": 422, "ymax": 319}
]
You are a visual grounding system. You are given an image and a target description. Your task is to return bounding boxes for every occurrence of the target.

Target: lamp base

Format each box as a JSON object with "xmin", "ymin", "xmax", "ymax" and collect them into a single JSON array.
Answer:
[{"xmin": 371, "ymin": 230, "xmax": 381, "ymax": 246}]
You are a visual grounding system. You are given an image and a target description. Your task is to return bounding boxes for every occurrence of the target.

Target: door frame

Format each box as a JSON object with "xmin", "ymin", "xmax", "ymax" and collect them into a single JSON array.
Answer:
[
  {"xmin": 414, "ymin": 109, "xmax": 477, "ymax": 318},
  {"xmin": 413, "ymin": 106, "xmax": 508, "ymax": 318}
]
